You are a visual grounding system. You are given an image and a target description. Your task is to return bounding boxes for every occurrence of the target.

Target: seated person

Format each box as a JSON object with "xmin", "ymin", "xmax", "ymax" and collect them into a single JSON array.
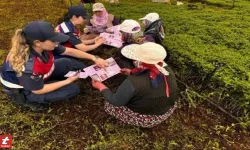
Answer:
[
  {"xmin": 139, "ymin": 13, "xmax": 165, "ymax": 45},
  {"xmin": 115, "ymin": 19, "xmax": 154, "ymax": 68},
  {"xmin": 82, "ymin": 3, "xmax": 120, "ymax": 40},
  {"xmin": 1, "ymin": 21, "xmax": 108, "ymax": 111},
  {"xmin": 92, "ymin": 42, "xmax": 179, "ymax": 128},
  {"xmin": 90, "ymin": 3, "xmax": 120, "ymax": 27},
  {"xmin": 119, "ymin": 19, "xmax": 146, "ymax": 45},
  {"xmin": 56, "ymin": 6, "xmax": 104, "ymax": 53}
]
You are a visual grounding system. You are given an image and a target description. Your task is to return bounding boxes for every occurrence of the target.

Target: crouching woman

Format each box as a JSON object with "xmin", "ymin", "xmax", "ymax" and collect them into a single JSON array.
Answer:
[
  {"xmin": 92, "ymin": 42, "xmax": 179, "ymax": 128},
  {"xmin": 0, "ymin": 21, "xmax": 107, "ymax": 111}
]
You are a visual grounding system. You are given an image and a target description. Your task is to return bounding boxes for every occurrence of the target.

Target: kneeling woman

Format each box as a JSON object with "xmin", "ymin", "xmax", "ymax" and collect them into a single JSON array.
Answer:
[
  {"xmin": 1, "ymin": 21, "xmax": 108, "ymax": 111},
  {"xmin": 92, "ymin": 42, "xmax": 179, "ymax": 128}
]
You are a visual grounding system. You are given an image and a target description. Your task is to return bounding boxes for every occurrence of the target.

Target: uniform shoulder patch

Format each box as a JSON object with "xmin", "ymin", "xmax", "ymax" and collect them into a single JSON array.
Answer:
[{"xmin": 30, "ymin": 73, "xmax": 43, "ymax": 81}]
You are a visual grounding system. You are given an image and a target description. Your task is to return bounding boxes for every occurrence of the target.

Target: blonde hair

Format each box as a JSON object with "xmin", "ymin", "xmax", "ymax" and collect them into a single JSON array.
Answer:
[{"xmin": 8, "ymin": 29, "xmax": 30, "ymax": 76}]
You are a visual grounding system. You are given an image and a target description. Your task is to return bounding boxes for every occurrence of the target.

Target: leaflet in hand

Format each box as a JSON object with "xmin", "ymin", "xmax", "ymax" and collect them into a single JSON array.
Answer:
[
  {"xmin": 86, "ymin": 25, "xmax": 107, "ymax": 33},
  {"xmin": 100, "ymin": 32, "xmax": 123, "ymax": 48},
  {"xmin": 64, "ymin": 71, "xmax": 88, "ymax": 78},
  {"xmin": 83, "ymin": 57, "xmax": 121, "ymax": 82},
  {"xmin": 64, "ymin": 58, "xmax": 121, "ymax": 82}
]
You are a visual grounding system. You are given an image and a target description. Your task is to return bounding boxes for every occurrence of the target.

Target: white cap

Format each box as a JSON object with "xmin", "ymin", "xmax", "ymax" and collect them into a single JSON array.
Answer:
[
  {"xmin": 139, "ymin": 13, "xmax": 160, "ymax": 22},
  {"xmin": 93, "ymin": 3, "xmax": 105, "ymax": 12},
  {"xmin": 121, "ymin": 42, "xmax": 166, "ymax": 64},
  {"xmin": 119, "ymin": 19, "xmax": 141, "ymax": 34}
]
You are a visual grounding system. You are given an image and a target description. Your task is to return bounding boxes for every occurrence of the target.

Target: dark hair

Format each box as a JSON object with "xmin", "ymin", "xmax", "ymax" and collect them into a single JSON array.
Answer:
[
  {"xmin": 57, "ymin": 12, "xmax": 81, "ymax": 24},
  {"xmin": 21, "ymin": 30, "xmax": 46, "ymax": 46}
]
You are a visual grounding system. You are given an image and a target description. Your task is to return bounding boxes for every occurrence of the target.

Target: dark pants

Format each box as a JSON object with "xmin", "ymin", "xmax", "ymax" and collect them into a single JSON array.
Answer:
[
  {"xmin": 2, "ymin": 58, "xmax": 83, "ymax": 104},
  {"xmin": 24, "ymin": 58, "xmax": 84, "ymax": 103},
  {"xmin": 53, "ymin": 55, "xmax": 86, "ymax": 71},
  {"xmin": 21, "ymin": 81, "xmax": 80, "ymax": 104},
  {"xmin": 49, "ymin": 57, "xmax": 86, "ymax": 80}
]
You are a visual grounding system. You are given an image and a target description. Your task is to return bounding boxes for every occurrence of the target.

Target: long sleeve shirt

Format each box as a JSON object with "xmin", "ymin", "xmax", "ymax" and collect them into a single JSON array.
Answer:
[{"xmin": 101, "ymin": 79, "xmax": 135, "ymax": 106}]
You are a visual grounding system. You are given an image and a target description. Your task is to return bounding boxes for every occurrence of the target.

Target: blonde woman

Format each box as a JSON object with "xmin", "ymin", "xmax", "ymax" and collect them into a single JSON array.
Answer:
[{"xmin": 0, "ymin": 21, "xmax": 108, "ymax": 111}]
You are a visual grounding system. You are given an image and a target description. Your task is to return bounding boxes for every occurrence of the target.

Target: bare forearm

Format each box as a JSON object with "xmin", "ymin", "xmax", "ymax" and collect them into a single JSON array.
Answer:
[
  {"xmin": 32, "ymin": 80, "xmax": 70, "ymax": 94},
  {"xmin": 82, "ymin": 43, "xmax": 100, "ymax": 52},
  {"xmin": 63, "ymin": 47, "xmax": 96, "ymax": 61},
  {"xmin": 81, "ymin": 39, "xmax": 95, "ymax": 45},
  {"xmin": 75, "ymin": 43, "xmax": 101, "ymax": 52}
]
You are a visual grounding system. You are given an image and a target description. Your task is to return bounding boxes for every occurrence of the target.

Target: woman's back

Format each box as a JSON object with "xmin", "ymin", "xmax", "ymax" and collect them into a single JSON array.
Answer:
[{"xmin": 127, "ymin": 66, "xmax": 178, "ymax": 115}]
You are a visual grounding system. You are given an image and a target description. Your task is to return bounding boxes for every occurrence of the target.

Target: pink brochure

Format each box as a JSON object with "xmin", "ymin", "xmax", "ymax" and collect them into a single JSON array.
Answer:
[
  {"xmin": 86, "ymin": 25, "xmax": 107, "ymax": 33},
  {"xmin": 64, "ymin": 71, "xmax": 88, "ymax": 78},
  {"xmin": 106, "ymin": 25, "xmax": 120, "ymax": 34},
  {"xmin": 100, "ymin": 33, "xmax": 123, "ymax": 48},
  {"xmin": 83, "ymin": 57, "xmax": 121, "ymax": 82}
]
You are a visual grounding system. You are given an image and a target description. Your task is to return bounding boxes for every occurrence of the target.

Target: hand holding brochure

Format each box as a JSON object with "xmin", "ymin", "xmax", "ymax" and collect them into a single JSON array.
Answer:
[
  {"xmin": 64, "ymin": 58, "xmax": 121, "ymax": 82},
  {"xmin": 100, "ymin": 32, "xmax": 123, "ymax": 48},
  {"xmin": 83, "ymin": 57, "xmax": 121, "ymax": 82}
]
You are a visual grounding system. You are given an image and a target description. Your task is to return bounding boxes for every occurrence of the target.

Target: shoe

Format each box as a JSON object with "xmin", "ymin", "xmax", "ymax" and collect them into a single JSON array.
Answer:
[
  {"xmin": 2, "ymin": 88, "xmax": 49, "ymax": 112},
  {"xmin": 23, "ymin": 102, "xmax": 49, "ymax": 112}
]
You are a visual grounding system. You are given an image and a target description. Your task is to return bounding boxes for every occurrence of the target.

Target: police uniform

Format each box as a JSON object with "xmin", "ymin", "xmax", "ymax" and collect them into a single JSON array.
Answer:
[
  {"xmin": 0, "ymin": 21, "xmax": 84, "ymax": 111},
  {"xmin": 54, "ymin": 21, "xmax": 86, "ymax": 69},
  {"xmin": 56, "ymin": 21, "xmax": 82, "ymax": 48},
  {"xmin": 56, "ymin": 6, "xmax": 89, "ymax": 49},
  {"xmin": 54, "ymin": 6, "xmax": 89, "ymax": 68},
  {"xmin": 0, "ymin": 45, "xmax": 80, "ymax": 104}
]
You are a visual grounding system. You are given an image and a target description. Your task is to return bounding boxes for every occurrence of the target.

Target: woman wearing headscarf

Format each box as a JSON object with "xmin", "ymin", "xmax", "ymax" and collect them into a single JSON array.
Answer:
[
  {"xmin": 114, "ymin": 19, "xmax": 155, "ymax": 68},
  {"xmin": 81, "ymin": 3, "xmax": 120, "ymax": 40},
  {"xmin": 92, "ymin": 42, "xmax": 178, "ymax": 128},
  {"xmin": 139, "ymin": 13, "xmax": 165, "ymax": 45},
  {"xmin": 90, "ymin": 3, "xmax": 120, "ymax": 27}
]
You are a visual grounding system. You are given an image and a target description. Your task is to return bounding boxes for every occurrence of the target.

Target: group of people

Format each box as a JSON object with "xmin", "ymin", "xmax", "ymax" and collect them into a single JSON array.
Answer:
[{"xmin": 0, "ymin": 2, "xmax": 178, "ymax": 128}]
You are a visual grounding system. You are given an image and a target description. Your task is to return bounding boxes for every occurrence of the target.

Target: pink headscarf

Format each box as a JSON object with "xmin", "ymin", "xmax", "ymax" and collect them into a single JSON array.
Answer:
[{"xmin": 93, "ymin": 9, "xmax": 108, "ymax": 26}]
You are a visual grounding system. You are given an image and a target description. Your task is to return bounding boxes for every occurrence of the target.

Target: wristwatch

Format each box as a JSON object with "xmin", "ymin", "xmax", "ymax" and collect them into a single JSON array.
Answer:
[{"xmin": 93, "ymin": 55, "xmax": 100, "ymax": 62}]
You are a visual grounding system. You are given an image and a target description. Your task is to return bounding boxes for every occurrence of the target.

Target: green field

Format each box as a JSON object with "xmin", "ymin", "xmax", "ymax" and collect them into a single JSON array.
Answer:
[{"xmin": 0, "ymin": 0, "xmax": 250, "ymax": 149}]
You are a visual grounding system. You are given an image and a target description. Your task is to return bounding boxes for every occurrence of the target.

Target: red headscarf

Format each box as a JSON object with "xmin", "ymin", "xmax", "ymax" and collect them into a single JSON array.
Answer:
[{"xmin": 131, "ymin": 62, "xmax": 169, "ymax": 97}]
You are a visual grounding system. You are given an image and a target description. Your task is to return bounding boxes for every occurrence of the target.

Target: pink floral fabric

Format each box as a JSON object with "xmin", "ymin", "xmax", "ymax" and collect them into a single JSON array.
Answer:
[{"xmin": 104, "ymin": 102, "xmax": 177, "ymax": 128}]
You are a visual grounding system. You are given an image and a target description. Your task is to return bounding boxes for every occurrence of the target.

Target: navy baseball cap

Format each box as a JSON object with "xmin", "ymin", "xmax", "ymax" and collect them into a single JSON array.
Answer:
[
  {"xmin": 23, "ymin": 21, "xmax": 69, "ymax": 42},
  {"xmin": 68, "ymin": 6, "xmax": 89, "ymax": 19}
]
